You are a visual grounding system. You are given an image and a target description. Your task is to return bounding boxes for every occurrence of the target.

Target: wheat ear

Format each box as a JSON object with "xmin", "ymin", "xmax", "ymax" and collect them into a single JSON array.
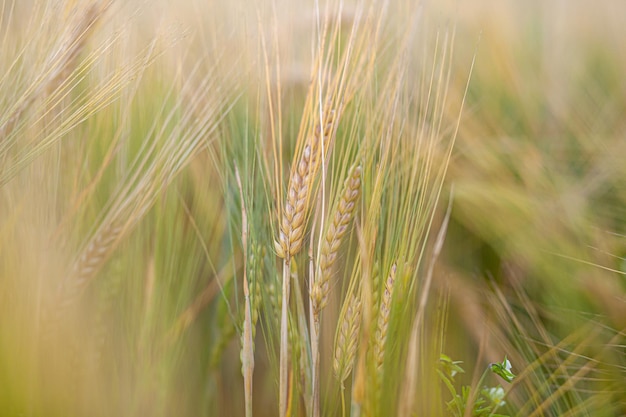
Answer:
[
  {"xmin": 333, "ymin": 291, "xmax": 362, "ymax": 385},
  {"xmin": 374, "ymin": 263, "xmax": 397, "ymax": 371},
  {"xmin": 311, "ymin": 164, "xmax": 361, "ymax": 318},
  {"xmin": 274, "ymin": 109, "xmax": 335, "ymax": 259},
  {"xmin": 235, "ymin": 166, "xmax": 254, "ymax": 417}
]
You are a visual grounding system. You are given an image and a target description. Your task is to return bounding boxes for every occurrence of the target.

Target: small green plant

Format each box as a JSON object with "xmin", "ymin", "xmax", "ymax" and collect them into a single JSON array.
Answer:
[
  {"xmin": 438, "ymin": 354, "xmax": 516, "ymax": 417},
  {"xmin": 489, "ymin": 357, "xmax": 516, "ymax": 384}
]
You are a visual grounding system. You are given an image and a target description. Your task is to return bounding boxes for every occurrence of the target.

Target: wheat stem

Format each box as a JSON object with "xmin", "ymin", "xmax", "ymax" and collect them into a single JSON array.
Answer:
[
  {"xmin": 279, "ymin": 258, "xmax": 290, "ymax": 417},
  {"xmin": 308, "ymin": 225, "xmax": 320, "ymax": 417}
]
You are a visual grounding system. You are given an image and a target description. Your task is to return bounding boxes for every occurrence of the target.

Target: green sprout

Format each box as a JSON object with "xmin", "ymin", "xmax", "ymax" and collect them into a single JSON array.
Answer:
[{"xmin": 439, "ymin": 354, "xmax": 515, "ymax": 417}]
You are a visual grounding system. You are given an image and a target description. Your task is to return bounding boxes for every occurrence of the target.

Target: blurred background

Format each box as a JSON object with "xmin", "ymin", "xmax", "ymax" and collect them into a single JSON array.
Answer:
[{"xmin": 0, "ymin": 0, "xmax": 624, "ymax": 416}]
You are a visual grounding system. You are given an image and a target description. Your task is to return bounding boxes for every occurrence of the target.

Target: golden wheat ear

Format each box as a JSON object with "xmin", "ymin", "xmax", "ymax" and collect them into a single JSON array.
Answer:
[
  {"xmin": 374, "ymin": 262, "xmax": 397, "ymax": 371},
  {"xmin": 333, "ymin": 291, "xmax": 362, "ymax": 385},
  {"xmin": 274, "ymin": 108, "xmax": 336, "ymax": 260},
  {"xmin": 311, "ymin": 164, "xmax": 362, "ymax": 316}
]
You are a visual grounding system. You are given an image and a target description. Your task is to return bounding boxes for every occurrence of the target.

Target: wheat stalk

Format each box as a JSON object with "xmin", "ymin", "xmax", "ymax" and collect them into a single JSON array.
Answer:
[
  {"xmin": 277, "ymin": 108, "xmax": 336, "ymax": 417},
  {"xmin": 309, "ymin": 164, "xmax": 361, "ymax": 417}
]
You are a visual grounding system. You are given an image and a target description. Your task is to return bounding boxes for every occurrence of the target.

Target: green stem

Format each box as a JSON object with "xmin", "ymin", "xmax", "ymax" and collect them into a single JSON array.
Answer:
[
  {"xmin": 464, "ymin": 367, "xmax": 491, "ymax": 417},
  {"xmin": 279, "ymin": 258, "xmax": 290, "ymax": 417}
]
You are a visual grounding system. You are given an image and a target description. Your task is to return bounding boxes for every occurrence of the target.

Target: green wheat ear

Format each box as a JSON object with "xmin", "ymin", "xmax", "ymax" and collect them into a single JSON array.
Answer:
[{"xmin": 490, "ymin": 357, "xmax": 516, "ymax": 383}]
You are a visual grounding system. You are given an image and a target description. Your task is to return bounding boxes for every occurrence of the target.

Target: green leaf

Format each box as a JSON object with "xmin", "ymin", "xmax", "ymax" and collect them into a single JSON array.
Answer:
[{"xmin": 440, "ymin": 353, "xmax": 466, "ymax": 379}]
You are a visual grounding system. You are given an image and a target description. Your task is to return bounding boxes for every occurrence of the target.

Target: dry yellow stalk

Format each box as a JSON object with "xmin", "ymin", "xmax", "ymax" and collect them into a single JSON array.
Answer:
[
  {"xmin": 333, "ymin": 292, "xmax": 362, "ymax": 385},
  {"xmin": 274, "ymin": 109, "xmax": 335, "ymax": 259},
  {"xmin": 311, "ymin": 164, "xmax": 362, "ymax": 315},
  {"xmin": 374, "ymin": 263, "xmax": 397, "ymax": 370}
]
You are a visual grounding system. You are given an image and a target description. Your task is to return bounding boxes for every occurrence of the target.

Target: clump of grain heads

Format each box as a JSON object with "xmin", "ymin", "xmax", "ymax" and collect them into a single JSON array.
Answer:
[{"xmin": 274, "ymin": 109, "xmax": 336, "ymax": 260}]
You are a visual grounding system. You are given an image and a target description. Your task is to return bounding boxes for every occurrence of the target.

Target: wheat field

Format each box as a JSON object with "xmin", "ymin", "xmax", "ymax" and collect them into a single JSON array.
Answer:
[{"xmin": 1, "ymin": 0, "xmax": 625, "ymax": 416}]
